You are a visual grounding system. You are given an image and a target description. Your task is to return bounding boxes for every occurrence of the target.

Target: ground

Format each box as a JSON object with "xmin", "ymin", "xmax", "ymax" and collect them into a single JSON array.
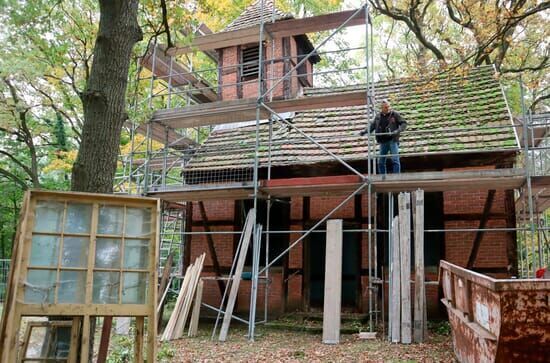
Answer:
[{"xmin": 167, "ymin": 324, "xmax": 456, "ymax": 362}]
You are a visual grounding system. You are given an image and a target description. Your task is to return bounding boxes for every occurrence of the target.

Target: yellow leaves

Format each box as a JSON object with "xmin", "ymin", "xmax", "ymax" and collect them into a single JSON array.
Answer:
[
  {"xmin": 119, "ymin": 134, "xmax": 163, "ymax": 155},
  {"xmin": 43, "ymin": 150, "xmax": 77, "ymax": 173}
]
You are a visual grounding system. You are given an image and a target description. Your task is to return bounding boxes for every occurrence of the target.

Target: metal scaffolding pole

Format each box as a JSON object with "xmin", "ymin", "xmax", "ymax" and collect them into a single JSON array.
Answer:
[
  {"xmin": 248, "ymin": 0, "xmax": 266, "ymax": 341},
  {"xmin": 520, "ymin": 76, "xmax": 537, "ymax": 276}
]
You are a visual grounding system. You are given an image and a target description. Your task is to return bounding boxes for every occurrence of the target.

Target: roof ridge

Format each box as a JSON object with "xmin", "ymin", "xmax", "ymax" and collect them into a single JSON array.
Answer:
[{"xmin": 223, "ymin": 0, "xmax": 294, "ymax": 32}]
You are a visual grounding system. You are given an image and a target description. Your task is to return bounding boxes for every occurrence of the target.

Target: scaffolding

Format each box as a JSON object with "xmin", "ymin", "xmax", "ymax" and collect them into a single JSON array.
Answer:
[{"xmin": 115, "ymin": 0, "xmax": 549, "ymax": 341}]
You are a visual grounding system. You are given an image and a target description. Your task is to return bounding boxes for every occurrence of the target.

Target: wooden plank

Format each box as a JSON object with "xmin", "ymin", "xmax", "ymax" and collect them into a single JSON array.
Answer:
[
  {"xmin": 135, "ymin": 316, "xmax": 144, "ymax": 363},
  {"xmin": 161, "ymin": 263, "xmax": 193, "ymax": 340},
  {"xmin": 399, "ymin": 193, "xmax": 412, "ymax": 344},
  {"xmin": 219, "ymin": 208, "xmax": 256, "ymax": 342},
  {"xmin": 173, "ymin": 253, "xmax": 205, "ymax": 339},
  {"xmin": 96, "ymin": 317, "xmax": 113, "ymax": 363},
  {"xmin": 166, "ymin": 9, "xmax": 366, "ymax": 55},
  {"xmin": 0, "ymin": 191, "xmax": 29, "ymax": 362},
  {"xmin": 148, "ymin": 168, "xmax": 526, "ymax": 202},
  {"xmin": 413, "ymin": 190, "xmax": 426, "ymax": 343},
  {"xmin": 158, "ymin": 253, "xmax": 174, "ymax": 299},
  {"xmin": 322, "ymin": 219, "xmax": 343, "ymax": 344},
  {"xmin": 153, "ymin": 91, "xmax": 366, "ymax": 128},
  {"xmin": 68, "ymin": 317, "xmax": 81, "ymax": 363},
  {"xmin": 80, "ymin": 316, "xmax": 91, "ymax": 363},
  {"xmin": 390, "ymin": 216, "xmax": 401, "ymax": 343},
  {"xmin": 188, "ymin": 279, "xmax": 204, "ymax": 337}
]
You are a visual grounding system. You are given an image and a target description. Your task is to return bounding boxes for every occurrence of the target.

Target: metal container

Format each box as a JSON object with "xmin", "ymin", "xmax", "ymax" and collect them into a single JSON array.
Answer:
[{"xmin": 440, "ymin": 260, "xmax": 550, "ymax": 363}]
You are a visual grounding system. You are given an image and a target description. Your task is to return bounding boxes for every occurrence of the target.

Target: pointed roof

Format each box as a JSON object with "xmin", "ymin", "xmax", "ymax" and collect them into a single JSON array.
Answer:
[{"xmin": 223, "ymin": 0, "xmax": 293, "ymax": 32}]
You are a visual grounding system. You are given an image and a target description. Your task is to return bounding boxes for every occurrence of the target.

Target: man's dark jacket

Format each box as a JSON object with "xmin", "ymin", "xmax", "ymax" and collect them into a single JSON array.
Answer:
[{"xmin": 360, "ymin": 110, "xmax": 407, "ymax": 143}]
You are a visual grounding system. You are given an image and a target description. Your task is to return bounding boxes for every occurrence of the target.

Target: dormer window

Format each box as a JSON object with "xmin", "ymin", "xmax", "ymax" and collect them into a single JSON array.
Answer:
[{"xmin": 241, "ymin": 45, "xmax": 260, "ymax": 80}]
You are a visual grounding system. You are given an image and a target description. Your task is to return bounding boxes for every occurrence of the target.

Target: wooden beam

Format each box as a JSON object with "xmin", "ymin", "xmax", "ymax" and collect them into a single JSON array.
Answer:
[
  {"xmin": 322, "ymin": 219, "xmax": 343, "ymax": 344},
  {"xmin": 413, "ymin": 190, "xmax": 426, "ymax": 343},
  {"xmin": 147, "ymin": 169, "xmax": 526, "ymax": 201},
  {"xmin": 166, "ymin": 9, "xmax": 366, "ymax": 56},
  {"xmin": 153, "ymin": 90, "xmax": 367, "ymax": 128},
  {"xmin": 398, "ymin": 193, "xmax": 412, "ymax": 344},
  {"xmin": 219, "ymin": 209, "xmax": 255, "ymax": 342},
  {"xmin": 390, "ymin": 216, "xmax": 401, "ymax": 343},
  {"xmin": 466, "ymin": 190, "xmax": 496, "ymax": 269},
  {"xmin": 96, "ymin": 317, "xmax": 112, "ymax": 363},
  {"xmin": 198, "ymin": 201, "xmax": 227, "ymax": 295},
  {"xmin": 188, "ymin": 279, "xmax": 204, "ymax": 337},
  {"xmin": 141, "ymin": 48, "xmax": 218, "ymax": 104}
]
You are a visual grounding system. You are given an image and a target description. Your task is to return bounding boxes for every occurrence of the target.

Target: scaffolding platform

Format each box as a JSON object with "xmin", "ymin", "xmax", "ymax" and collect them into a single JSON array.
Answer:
[{"xmin": 147, "ymin": 168, "xmax": 527, "ymax": 201}]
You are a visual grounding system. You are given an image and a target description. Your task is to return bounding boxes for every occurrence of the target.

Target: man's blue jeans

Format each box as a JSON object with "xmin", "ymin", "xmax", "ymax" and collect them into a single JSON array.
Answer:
[{"xmin": 378, "ymin": 141, "xmax": 401, "ymax": 174}]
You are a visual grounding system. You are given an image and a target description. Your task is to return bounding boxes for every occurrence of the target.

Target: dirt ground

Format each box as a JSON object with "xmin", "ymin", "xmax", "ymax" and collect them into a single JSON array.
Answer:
[{"xmin": 168, "ymin": 325, "xmax": 456, "ymax": 362}]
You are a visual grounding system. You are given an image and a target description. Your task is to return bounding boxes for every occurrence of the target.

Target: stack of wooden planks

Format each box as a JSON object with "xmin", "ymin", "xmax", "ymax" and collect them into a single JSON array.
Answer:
[
  {"xmin": 161, "ymin": 253, "xmax": 205, "ymax": 341},
  {"xmin": 388, "ymin": 190, "xmax": 427, "ymax": 344}
]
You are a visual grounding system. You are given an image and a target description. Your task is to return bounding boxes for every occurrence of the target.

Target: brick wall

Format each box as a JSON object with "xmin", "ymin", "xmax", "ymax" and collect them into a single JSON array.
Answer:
[
  {"xmin": 442, "ymin": 166, "xmax": 515, "ymax": 273},
  {"xmin": 218, "ymin": 36, "xmax": 312, "ymax": 101},
  {"xmin": 189, "ymin": 179, "xmax": 514, "ymax": 317}
]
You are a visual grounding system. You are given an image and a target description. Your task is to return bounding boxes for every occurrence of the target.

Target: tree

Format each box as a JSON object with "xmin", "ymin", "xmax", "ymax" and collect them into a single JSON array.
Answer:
[
  {"xmin": 369, "ymin": 0, "xmax": 549, "ymax": 111},
  {"xmin": 70, "ymin": 0, "xmax": 143, "ymax": 193}
]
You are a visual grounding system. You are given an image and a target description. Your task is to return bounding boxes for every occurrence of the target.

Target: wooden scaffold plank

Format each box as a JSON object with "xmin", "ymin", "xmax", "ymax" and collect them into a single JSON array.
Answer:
[
  {"xmin": 413, "ymin": 189, "xmax": 426, "ymax": 343},
  {"xmin": 322, "ymin": 219, "xmax": 343, "ymax": 344},
  {"xmin": 218, "ymin": 208, "xmax": 256, "ymax": 342},
  {"xmin": 398, "ymin": 192, "xmax": 412, "ymax": 344},
  {"xmin": 390, "ymin": 216, "xmax": 401, "ymax": 343}
]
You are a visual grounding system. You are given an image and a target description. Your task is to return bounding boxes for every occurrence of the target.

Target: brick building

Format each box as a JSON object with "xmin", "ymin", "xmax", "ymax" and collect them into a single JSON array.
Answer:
[{"xmin": 167, "ymin": 0, "xmax": 521, "ymax": 319}]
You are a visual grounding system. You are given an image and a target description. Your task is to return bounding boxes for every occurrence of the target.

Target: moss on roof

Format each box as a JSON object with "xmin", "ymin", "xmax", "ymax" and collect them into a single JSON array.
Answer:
[{"xmin": 185, "ymin": 66, "xmax": 519, "ymax": 171}]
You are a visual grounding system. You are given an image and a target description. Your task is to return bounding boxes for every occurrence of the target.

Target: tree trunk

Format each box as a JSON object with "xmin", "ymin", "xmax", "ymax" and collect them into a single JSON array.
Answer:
[{"xmin": 71, "ymin": 0, "xmax": 143, "ymax": 193}]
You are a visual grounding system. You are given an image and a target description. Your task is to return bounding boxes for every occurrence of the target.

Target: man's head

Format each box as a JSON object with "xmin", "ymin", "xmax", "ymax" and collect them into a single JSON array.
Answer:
[{"xmin": 381, "ymin": 100, "xmax": 391, "ymax": 115}]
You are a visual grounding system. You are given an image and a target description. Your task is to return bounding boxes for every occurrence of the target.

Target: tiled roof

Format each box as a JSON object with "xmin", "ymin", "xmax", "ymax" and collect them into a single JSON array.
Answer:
[
  {"xmin": 185, "ymin": 66, "xmax": 519, "ymax": 171},
  {"xmin": 223, "ymin": 0, "xmax": 293, "ymax": 32}
]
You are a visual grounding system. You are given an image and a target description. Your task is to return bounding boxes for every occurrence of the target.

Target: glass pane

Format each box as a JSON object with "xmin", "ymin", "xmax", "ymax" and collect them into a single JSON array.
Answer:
[
  {"xmin": 24, "ymin": 325, "xmax": 71, "ymax": 359},
  {"xmin": 64, "ymin": 203, "xmax": 92, "ymax": 234},
  {"xmin": 34, "ymin": 201, "xmax": 64, "ymax": 233},
  {"xmin": 123, "ymin": 239, "xmax": 149, "ymax": 269},
  {"xmin": 25, "ymin": 269, "xmax": 56, "ymax": 304},
  {"xmin": 122, "ymin": 272, "xmax": 148, "ymax": 304},
  {"xmin": 61, "ymin": 237, "xmax": 89, "ymax": 267},
  {"xmin": 98, "ymin": 206, "xmax": 124, "ymax": 235},
  {"xmin": 29, "ymin": 235, "xmax": 60, "ymax": 267},
  {"xmin": 58, "ymin": 270, "xmax": 86, "ymax": 303},
  {"xmin": 93, "ymin": 271, "xmax": 120, "ymax": 304},
  {"xmin": 94, "ymin": 238, "xmax": 121, "ymax": 268},
  {"xmin": 125, "ymin": 208, "xmax": 151, "ymax": 237}
]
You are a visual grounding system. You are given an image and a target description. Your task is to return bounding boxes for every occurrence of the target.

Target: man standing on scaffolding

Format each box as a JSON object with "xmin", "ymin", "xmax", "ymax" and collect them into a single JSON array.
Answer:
[{"xmin": 359, "ymin": 99, "xmax": 407, "ymax": 174}]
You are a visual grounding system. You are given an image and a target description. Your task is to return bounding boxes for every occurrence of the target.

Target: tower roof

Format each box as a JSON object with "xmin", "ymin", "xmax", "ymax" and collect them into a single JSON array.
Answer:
[{"xmin": 223, "ymin": 0, "xmax": 293, "ymax": 32}]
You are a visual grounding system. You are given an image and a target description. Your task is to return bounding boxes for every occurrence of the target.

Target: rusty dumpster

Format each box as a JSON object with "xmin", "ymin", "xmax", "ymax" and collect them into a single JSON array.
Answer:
[{"xmin": 440, "ymin": 260, "xmax": 550, "ymax": 363}]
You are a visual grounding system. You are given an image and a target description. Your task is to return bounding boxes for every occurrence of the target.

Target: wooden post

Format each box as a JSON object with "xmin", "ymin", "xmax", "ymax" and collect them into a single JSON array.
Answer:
[
  {"xmin": 322, "ymin": 219, "xmax": 343, "ymax": 344},
  {"xmin": 96, "ymin": 317, "xmax": 112, "ymax": 363},
  {"xmin": 219, "ymin": 208, "xmax": 255, "ymax": 342},
  {"xmin": 188, "ymin": 279, "xmax": 204, "ymax": 337},
  {"xmin": 399, "ymin": 192, "xmax": 412, "ymax": 344},
  {"xmin": 80, "ymin": 316, "xmax": 91, "ymax": 363},
  {"xmin": 390, "ymin": 216, "xmax": 401, "ymax": 343},
  {"xmin": 134, "ymin": 316, "xmax": 144, "ymax": 363},
  {"xmin": 68, "ymin": 317, "xmax": 81, "ymax": 363},
  {"xmin": 413, "ymin": 189, "xmax": 426, "ymax": 343}
]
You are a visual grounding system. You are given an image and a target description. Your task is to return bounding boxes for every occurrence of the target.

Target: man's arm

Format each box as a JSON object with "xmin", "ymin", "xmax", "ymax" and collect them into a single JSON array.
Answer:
[{"xmin": 393, "ymin": 112, "xmax": 407, "ymax": 134}]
